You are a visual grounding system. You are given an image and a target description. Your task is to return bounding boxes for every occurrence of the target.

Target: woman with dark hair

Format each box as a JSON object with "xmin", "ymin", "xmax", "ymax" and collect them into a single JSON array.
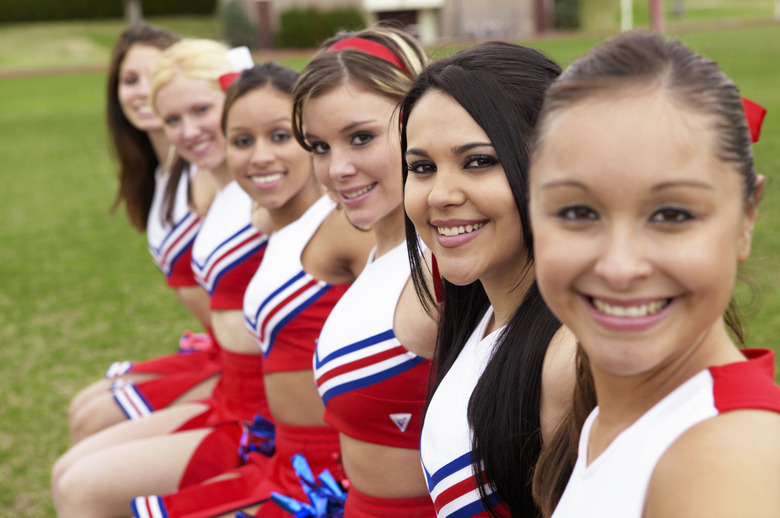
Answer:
[
  {"xmin": 69, "ymin": 23, "xmax": 220, "ymax": 442},
  {"xmin": 401, "ymin": 41, "xmax": 577, "ymax": 518},
  {"xmin": 529, "ymin": 31, "xmax": 780, "ymax": 518}
]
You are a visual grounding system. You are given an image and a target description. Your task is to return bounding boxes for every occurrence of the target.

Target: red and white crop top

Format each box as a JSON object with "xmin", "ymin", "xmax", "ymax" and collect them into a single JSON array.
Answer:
[
  {"xmin": 314, "ymin": 241, "xmax": 432, "ymax": 449},
  {"xmin": 244, "ymin": 196, "xmax": 349, "ymax": 373},
  {"xmin": 147, "ymin": 165, "xmax": 201, "ymax": 288},
  {"xmin": 191, "ymin": 181, "xmax": 267, "ymax": 310}
]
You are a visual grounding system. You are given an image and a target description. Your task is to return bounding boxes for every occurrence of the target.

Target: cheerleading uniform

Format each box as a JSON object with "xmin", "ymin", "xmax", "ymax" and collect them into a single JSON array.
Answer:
[
  {"xmin": 552, "ymin": 349, "xmax": 780, "ymax": 518},
  {"xmin": 314, "ymin": 240, "xmax": 435, "ymax": 517},
  {"xmin": 104, "ymin": 166, "xmax": 220, "ymax": 418},
  {"xmin": 420, "ymin": 307, "xmax": 509, "ymax": 518},
  {"xmin": 132, "ymin": 196, "xmax": 348, "ymax": 518}
]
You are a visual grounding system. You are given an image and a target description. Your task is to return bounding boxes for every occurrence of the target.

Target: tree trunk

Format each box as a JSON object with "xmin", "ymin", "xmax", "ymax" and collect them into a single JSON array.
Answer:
[{"xmin": 124, "ymin": 0, "xmax": 143, "ymax": 25}]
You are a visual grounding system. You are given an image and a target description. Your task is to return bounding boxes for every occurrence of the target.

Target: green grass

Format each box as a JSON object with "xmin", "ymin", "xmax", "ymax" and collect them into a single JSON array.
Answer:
[{"xmin": 0, "ymin": 16, "xmax": 778, "ymax": 517}]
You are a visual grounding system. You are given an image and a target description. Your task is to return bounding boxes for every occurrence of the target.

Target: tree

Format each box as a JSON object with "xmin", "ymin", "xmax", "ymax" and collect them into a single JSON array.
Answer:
[{"xmin": 124, "ymin": 0, "xmax": 143, "ymax": 24}]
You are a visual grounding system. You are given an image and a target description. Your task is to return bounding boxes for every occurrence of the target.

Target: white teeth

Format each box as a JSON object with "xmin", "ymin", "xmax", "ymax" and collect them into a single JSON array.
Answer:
[
  {"xmin": 191, "ymin": 141, "xmax": 209, "ymax": 152},
  {"xmin": 251, "ymin": 172, "xmax": 284, "ymax": 184},
  {"xmin": 137, "ymin": 106, "xmax": 154, "ymax": 115},
  {"xmin": 342, "ymin": 184, "xmax": 375, "ymax": 199},
  {"xmin": 592, "ymin": 298, "xmax": 670, "ymax": 318},
  {"xmin": 437, "ymin": 222, "xmax": 485, "ymax": 237}
]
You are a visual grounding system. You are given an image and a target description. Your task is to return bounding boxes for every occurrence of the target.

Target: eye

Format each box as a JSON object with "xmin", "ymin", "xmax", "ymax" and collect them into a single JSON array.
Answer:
[
  {"xmin": 406, "ymin": 160, "xmax": 436, "ymax": 175},
  {"xmin": 464, "ymin": 154, "xmax": 499, "ymax": 169},
  {"xmin": 231, "ymin": 134, "xmax": 254, "ymax": 148},
  {"xmin": 163, "ymin": 115, "xmax": 181, "ymax": 126},
  {"xmin": 310, "ymin": 141, "xmax": 329, "ymax": 155},
  {"xmin": 350, "ymin": 132, "xmax": 374, "ymax": 147},
  {"xmin": 270, "ymin": 130, "xmax": 291, "ymax": 144},
  {"xmin": 557, "ymin": 205, "xmax": 598, "ymax": 222},
  {"xmin": 650, "ymin": 207, "xmax": 693, "ymax": 224},
  {"xmin": 121, "ymin": 75, "xmax": 138, "ymax": 86},
  {"xmin": 194, "ymin": 104, "xmax": 211, "ymax": 115}
]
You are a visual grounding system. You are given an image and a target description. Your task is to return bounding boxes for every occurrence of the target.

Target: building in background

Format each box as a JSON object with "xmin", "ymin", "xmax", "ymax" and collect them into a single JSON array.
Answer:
[{"xmin": 244, "ymin": 0, "xmax": 543, "ymax": 46}]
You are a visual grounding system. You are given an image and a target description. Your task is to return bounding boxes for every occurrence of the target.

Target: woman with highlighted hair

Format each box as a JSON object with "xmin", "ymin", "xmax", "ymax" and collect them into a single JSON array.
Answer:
[
  {"xmin": 528, "ymin": 31, "xmax": 780, "ymax": 518},
  {"xmin": 52, "ymin": 39, "xmax": 275, "ymax": 517}
]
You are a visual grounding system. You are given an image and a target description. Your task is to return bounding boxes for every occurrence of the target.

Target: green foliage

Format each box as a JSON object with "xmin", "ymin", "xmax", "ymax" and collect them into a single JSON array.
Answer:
[
  {"xmin": 554, "ymin": 0, "xmax": 581, "ymax": 29},
  {"xmin": 0, "ymin": 0, "xmax": 217, "ymax": 23},
  {"xmin": 219, "ymin": 0, "xmax": 257, "ymax": 49},
  {"xmin": 274, "ymin": 6, "xmax": 365, "ymax": 49}
]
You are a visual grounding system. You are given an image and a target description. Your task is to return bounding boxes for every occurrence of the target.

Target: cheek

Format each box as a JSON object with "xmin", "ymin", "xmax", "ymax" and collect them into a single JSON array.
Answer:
[
  {"xmin": 227, "ymin": 148, "xmax": 249, "ymax": 177},
  {"xmin": 403, "ymin": 180, "xmax": 429, "ymax": 234},
  {"xmin": 313, "ymin": 157, "xmax": 333, "ymax": 190},
  {"xmin": 533, "ymin": 228, "xmax": 579, "ymax": 303}
]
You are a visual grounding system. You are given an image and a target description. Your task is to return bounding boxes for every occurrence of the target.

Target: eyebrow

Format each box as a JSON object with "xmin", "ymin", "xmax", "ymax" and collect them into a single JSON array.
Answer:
[
  {"xmin": 304, "ymin": 119, "xmax": 374, "ymax": 142},
  {"xmin": 541, "ymin": 179, "xmax": 715, "ymax": 191},
  {"xmin": 229, "ymin": 117, "xmax": 290, "ymax": 133},
  {"xmin": 405, "ymin": 141, "xmax": 494, "ymax": 158}
]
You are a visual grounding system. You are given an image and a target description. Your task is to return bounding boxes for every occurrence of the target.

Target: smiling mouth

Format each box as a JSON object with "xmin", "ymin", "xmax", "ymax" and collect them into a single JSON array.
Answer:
[
  {"xmin": 590, "ymin": 297, "xmax": 672, "ymax": 318},
  {"xmin": 250, "ymin": 172, "xmax": 285, "ymax": 184},
  {"xmin": 342, "ymin": 183, "xmax": 376, "ymax": 199},
  {"xmin": 191, "ymin": 141, "xmax": 210, "ymax": 153},
  {"xmin": 436, "ymin": 222, "xmax": 486, "ymax": 237}
]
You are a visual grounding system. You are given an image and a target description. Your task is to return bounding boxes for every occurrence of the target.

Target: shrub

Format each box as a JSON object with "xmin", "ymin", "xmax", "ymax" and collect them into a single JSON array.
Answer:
[
  {"xmin": 219, "ymin": 0, "xmax": 258, "ymax": 49},
  {"xmin": 274, "ymin": 5, "xmax": 365, "ymax": 49},
  {"xmin": 0, "ymin": 0, "xmax": 216, "ymax": 23},
  {"xmin": 554, "ymin": 0, "xmax": 581, "ymax": 29}
]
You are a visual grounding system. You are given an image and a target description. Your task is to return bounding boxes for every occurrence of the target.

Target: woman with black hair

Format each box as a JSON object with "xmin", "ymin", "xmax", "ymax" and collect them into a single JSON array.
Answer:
[{"xmin": 401, "ymin": 41, "xmax": 577, "ymax": 518}]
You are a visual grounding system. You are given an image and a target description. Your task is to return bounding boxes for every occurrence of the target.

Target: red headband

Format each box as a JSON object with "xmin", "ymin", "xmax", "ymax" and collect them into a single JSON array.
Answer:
[
  {"xmin": 327, "ymin": 37, "xmax": 410, "ymax": 76},
  {"xmin": 741, "ymin": 97, "xmax": 766, "ymax": 144},
  {"xmin": 219, "ymin": 72, "xmax": 242, "ymax": 92}
]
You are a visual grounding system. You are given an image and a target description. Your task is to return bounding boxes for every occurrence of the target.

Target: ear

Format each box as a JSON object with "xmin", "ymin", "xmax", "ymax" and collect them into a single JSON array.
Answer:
[{"xmin": 737, "ymin": 174, "xmax": 764, "ymax": 263}]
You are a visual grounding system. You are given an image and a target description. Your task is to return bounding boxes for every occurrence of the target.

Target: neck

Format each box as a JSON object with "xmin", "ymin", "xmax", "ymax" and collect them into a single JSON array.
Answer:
[
  {"xmin": 587, "ymin": 320, "xmax": 744, "ymax": 461},
  {"xmin": 209, "ymin": 162, "xmax": 232, "ymax": 190},
  {"xmin": 268, "ymin": 175, "xmax": 324, "ymax": 231},
  {"xmin": 147, "ymin": 129, "xmax": 170, "ymax": 167},
  {"xmin": 371, "ymin": 204, "xmax": 406, "ymax": 258},
  {"xmin": 480, "ymin": 259, "xmax": 535, "ymax": 334}
]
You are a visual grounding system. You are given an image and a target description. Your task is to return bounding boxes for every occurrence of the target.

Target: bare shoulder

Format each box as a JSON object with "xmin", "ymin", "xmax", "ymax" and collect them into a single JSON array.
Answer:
[
  {"xmin": 302, "ymin": 206, "xmax": 374, "ymax": 284},
  {"xmin": 645, "ymin": 410, "xmax": 780, "ymax": 518},
  {"xmin": 539, "ymin": 325, "xmax": 577, "ymax": 441}
]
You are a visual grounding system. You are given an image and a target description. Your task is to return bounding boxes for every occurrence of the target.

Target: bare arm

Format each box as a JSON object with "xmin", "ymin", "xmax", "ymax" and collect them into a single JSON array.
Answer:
[{"xmin": 539, "ymin": 325, "xmax": 577, "ymax": 442}]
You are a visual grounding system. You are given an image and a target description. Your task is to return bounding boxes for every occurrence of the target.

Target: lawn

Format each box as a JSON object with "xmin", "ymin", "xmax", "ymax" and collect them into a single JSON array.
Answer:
[{"xmin": 0, "ymin": 14, "xmax": 778, "ymax": 517}]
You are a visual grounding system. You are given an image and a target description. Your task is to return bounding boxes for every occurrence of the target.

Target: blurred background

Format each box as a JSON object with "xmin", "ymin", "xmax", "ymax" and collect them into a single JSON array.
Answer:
[{"xmin": 0, "ymin": 0, "xmax": 778, "ymax": 515}]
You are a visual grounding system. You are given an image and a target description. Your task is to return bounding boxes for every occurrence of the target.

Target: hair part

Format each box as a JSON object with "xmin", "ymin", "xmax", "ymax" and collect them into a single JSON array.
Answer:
[
  {"xmin": 106, "ymin": 22, "xmax": 179, "ymax": 231},
  {"xmin": 400, "ymin": 41, "xmax": 563, "ymax": 517},
  {"xmin": 291, "ymin": 25, "xmax": 428, "ymax": 151}
]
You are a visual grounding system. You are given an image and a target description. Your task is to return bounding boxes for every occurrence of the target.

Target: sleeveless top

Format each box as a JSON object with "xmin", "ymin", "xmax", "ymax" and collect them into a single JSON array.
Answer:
[
  {"xmin": 244, "ymin": 196, "xmax": 350, "ymax": 373},
  {"xmin": 191, "ymin": 181, "xmax": 267, "ymax": 310},
  {"xmin": 147, "ymin": 165, "xmax": 200, "ymax": 287},
  {"xmin": 552, "ymin": 348, "xmax": 780, "ymax": 518},
  {"xmin": 314, "ymin": 241, "xmax": 432, "ymax": 449},
  {"xmin": 421, "ymin": 307, "xmax": 508, "ymax": 518}
]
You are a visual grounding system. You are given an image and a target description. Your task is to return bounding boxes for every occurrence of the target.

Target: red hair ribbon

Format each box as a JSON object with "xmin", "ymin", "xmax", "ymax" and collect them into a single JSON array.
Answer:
[
  {"xmin": 741, "ymin": 97, "xmax": 766, "ymax": 143},
  {"xmin": 431, "ymin": 254, "xmax": 443, "ymax": 304},
  {"xmin": 219, "ymin": 72, "xmax": 242, "ymax": 92},
  {"xmin": 327, "ymin": 37, "xmax": 410, "ymax": 76}
]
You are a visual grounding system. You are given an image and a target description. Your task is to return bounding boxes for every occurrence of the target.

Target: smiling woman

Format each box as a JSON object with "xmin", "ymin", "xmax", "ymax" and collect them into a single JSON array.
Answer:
[{"xmin": 528, "ymin": 30, "xmax": 780, "ymax": 518}]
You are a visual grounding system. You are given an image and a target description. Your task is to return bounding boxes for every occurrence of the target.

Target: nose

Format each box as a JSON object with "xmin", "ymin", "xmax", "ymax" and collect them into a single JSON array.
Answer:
[
  {"xmin": 137, "ymin": 75, "xmax": 150, "ymax": 99},
  {"xmin": 593, "ymin": 226, "xmax": 652, "ymax": 291},
  {"xmin": 182, "ymin": 116, "xmax": 200, "ymax": 140},
  {"xmin": 251, "ymin": 141, "xmax": 274, "ymax": 168},
  {"xmin": 328, "ymin": 146, "xmax": 357, "ymax": 181},
  {"xmin": 427, "ymin": 167, "xmax": 466, "ymax": 209}
]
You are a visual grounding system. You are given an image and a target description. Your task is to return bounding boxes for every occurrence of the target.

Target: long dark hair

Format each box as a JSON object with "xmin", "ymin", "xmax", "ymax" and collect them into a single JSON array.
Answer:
[
  {"xmin": 107, "ymin": 22, "xmax": 179, "ymax": 231},
  {"xmin": 529, "ymin": 30, "xmax": 759, "ymax": 517},
  {"xmin": 400, "ymin": 41, "xmax": 563, "ymax": 517}
]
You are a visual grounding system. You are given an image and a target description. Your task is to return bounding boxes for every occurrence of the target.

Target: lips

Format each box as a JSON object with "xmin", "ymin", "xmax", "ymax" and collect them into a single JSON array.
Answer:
[
  {"xmin": 583, "ymin": 294, "xmax": 677, "ymax": 332},
  {"xmin": 248, "ymin": 171, "xmax": 285, "ymax": 187},
  {"xmin": 430, "ymin": 219, "xmax": 488, "ymax": 248},
  {"xmin": 338, "ymin": 183, "xmax": 377, "ymax": 204}
]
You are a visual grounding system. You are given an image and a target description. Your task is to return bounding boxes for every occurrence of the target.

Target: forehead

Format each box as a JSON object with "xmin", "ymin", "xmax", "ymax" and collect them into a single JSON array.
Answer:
[
  {"xmin": 302, "ymin": 82, "xmax": 397, "ymax": 131},
  {"xmin": 532, "ymin": 89, "xmax": 739, "ymax": 192},
  {"xmin": 228, "ymin": 86, "xmax": 291, "ymax": 126},
  {"xmin": 121, "ymin": 44, "xmax": 162, "ymax": 70},
  {"xmin": 406, "ymin": 89, "xmax": 487, "ymax": 145}
]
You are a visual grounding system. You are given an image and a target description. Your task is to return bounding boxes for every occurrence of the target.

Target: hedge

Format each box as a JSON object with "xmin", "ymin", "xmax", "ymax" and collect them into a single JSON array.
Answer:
[
  {"xmin": 274, "ymin": 6, "xmax": 365, "ymax": 49},
  {"xmin": 0, "ymin": 0, "xmax": 217, "ymax": 23}
]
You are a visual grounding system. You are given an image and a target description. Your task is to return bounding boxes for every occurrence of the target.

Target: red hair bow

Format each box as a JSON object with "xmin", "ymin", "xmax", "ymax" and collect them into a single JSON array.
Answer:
[{"xmin": 741, "ymin": 97, "xmax": 766, "ymax": 143}]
